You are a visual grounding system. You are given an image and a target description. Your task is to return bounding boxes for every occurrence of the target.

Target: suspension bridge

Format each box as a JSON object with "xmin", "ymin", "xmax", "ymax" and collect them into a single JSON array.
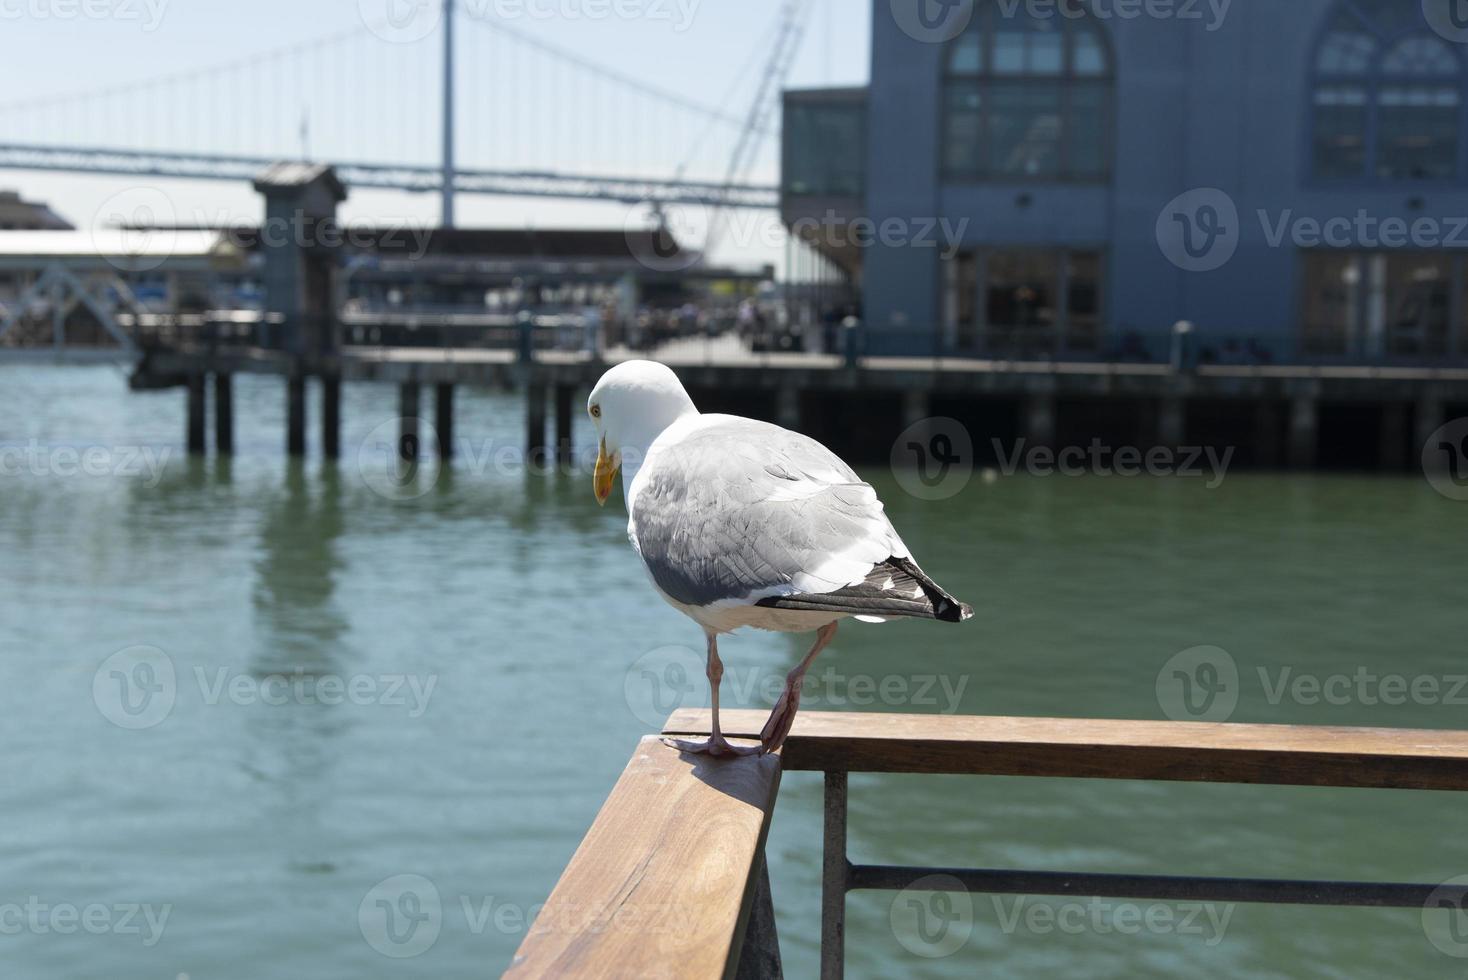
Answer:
[{"xmin": 0, "ymin": 0, "xmax": 807, "ymax": 217}]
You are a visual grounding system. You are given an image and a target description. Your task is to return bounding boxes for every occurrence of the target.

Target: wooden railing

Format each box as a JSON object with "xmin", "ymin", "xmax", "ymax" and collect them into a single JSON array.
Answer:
[{"xmin": 506, "ymin": 711, "xmax": 1468, "ymax": 979}]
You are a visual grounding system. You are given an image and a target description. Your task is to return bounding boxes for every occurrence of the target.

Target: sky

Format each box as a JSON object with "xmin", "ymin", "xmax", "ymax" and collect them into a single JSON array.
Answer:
[{"xmin": 0, "ymin": 0, "xmax": 872, "ymax": 270}]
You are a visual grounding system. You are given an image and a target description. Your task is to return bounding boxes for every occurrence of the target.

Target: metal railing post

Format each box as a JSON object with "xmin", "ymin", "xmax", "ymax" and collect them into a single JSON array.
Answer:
[{"xmin": 820, "ymin": 770, "xmax": 848, "ymax": 980}]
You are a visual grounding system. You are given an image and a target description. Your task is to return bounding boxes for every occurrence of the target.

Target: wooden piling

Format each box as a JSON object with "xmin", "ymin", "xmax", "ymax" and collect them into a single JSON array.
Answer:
[
  {"xmin": 1415, "ymin": 393, "xmax": 1445, "ymax": 459},
  {"xmin": 436, "ymin": 383, "xmax": 455, "ymax": 461},
  {"xmin": 526, "ymin": 382, "xmax": 548, "ymax": 461},
  {"xmin": 400, "ymin": 381, "xmax": 421, "ymax": 463},
  {"xmin": 1254, "ymin": 400, "xmax": 1282, "ymax": 469},
  {"xmin": 1022, "ymin": 391, "xmax": 1056, "ymax": 450},
  {"xmin": 554, "ymin": 384, "xmax": 574, "ymax": 467},
  {"xmin": 1158, "ymin": 395, "xmax": 1185, "ymax": 449},
  {"xmin": 1288, "ymin": 395, "xmax": 1318, "ymax": 470},
  {"xmin": 322, "ymin": 375, "xmax": 341, "ymax": 460},
  {"xmin": 286, "ymin": 374, "xmax": 307, "ymax": 457},
  {"xmin": 213, "ymin": 373, "xmax": 233, "ymax": 456},
  {"xmin": 777, "ymin": 385, "xmax": 801, "ymax": 432},
  {"xmin": 186, "ymin": 373, "xmax": 206, "ymax": 456},
  {"xmin": 1378, "ymin": 401, "xmax": 1407, "ymax": 472}
]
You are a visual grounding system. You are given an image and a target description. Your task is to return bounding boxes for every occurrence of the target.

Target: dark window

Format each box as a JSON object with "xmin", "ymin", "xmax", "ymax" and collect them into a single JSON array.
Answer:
[
  {"xmin": 1311, "ymin": 1, "xmax": 1465, "ymax": 181},
  {"xmin": 1301, "ymin": 251, "xmax": 1461, "ymax": 357},
  {"xmin": 945, "ymin": 248, "xmax": 1104, "ymax": 354},
  {"xmin": 783, "ymin": 96, "xmax": 866, "ymax": 198},
  {"xmin": 943, "ymin": 2, "xmax": 1112, "ymax": 182}
]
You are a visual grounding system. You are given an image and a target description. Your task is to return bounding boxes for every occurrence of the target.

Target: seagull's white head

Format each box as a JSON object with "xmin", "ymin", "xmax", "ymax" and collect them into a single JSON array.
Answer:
[{"xmin": 587, "ymin": 360, "xmax": 698, "ymax": 506}]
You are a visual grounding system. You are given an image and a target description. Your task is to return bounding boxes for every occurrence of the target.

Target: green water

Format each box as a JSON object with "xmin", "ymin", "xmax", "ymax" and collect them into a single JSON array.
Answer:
[{"xmin": 3, "ymin": 364, "xmax": 1466, "ymax": 979}]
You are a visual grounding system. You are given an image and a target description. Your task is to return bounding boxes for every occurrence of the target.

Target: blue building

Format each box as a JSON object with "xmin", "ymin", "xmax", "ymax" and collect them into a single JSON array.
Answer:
[{"xmin": 783, "ymin": 0, "xmax": 1468, "ymax": 362}]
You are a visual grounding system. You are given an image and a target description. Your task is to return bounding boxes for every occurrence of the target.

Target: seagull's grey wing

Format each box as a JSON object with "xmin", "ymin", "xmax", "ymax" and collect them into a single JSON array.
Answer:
[
  {"xmin": 629, "ymin": 416, "xmax": 970, "ymax": 622},
  {"xmin": 630, "ymin": 417, "xmax": 898, "ymax": 606}
]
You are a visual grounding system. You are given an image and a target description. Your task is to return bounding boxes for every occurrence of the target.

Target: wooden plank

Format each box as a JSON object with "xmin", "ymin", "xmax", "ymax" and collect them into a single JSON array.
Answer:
[
  {"xmin": 505, "ymin": 736, "xmax": 781, "ymax": 980},
  {"xmin": 662, "ymin": 710, "xmax": 1468, "ymax": 791}
]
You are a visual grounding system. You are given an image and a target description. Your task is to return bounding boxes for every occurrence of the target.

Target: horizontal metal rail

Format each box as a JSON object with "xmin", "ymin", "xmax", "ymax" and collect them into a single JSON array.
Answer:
[{"xmin": 846, "ymin": 862, "xmax": 1468, "ymax": 909}]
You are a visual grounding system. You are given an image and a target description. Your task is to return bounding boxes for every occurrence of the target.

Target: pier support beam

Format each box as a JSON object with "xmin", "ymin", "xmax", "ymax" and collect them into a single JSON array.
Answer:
[
  {"xmin": 399, "ymin": 381, "xmax": 421, "ymax": 463},
  {"xmin": 1288, "ymin": 395, "xmax": 1318, "ymax": 470},
  {"xmin": 322, "ymin": 375, "xmax": 341, "ymax": 460},
  {"xmin": 213, "ymin": 373, "xmax": 233, "ymax": 456},
  {"xmin": 777, "ymin": 384, "xmax": 801, "ymax": 432},
  {"xmin": 286, "ymin": 374, "xmax": 306, "ymax": 457},
  {"xmin": 902, "ymin": 389, "xmax": 930, "ymax": 429},
  {"xmin": 1379, "ymin": 402, "xmax": 1407, "ymax": 472},
  {"xmin": 1022, "ymin": 392, "xmax": 1056, "ymax": 450},
  {"xmin": 526, "ymin": 382, "xmax": 548, "ymax": 463},
  {"xmin": 1158, "ymin": 395, "xmax": 1185, "ymax": 449},
  {"xmin": 554, "ymin": 384, "xmax": 575, "ymax": 468},
  {"xmin": 1415, "ymin": 393, "xmax": 1445, "ymax": 459},
  {"xmin": 436, "ymin": 383, "xmax": 455, "ymax": 461},
  {"xmin": 186, "ymin": 373, "xmax": 206, "ymax": 456},
  {"xmin": 1254, "ymin": 400, "xmax": 1282, "ymax": 469}
]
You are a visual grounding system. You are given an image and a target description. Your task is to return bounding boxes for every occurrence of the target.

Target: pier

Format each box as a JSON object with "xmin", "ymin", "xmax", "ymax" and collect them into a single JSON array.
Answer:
[
  {"xmin": 506, "ymin": 711, "xmax": 1468, "ymax": 978},
  {"xmin": 1, "ymin": 163, "xmax": 1458, "ymax": 472},
  {"xmin": 133, "ymin": 333, "xmax": 1468, "ymax": 471}
]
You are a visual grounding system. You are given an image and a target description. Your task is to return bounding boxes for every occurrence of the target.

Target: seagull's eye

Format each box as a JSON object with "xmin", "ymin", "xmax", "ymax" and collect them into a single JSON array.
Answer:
[{"xmin": 590, "ymin": 405, "xmax": 602, "ymax": 419}]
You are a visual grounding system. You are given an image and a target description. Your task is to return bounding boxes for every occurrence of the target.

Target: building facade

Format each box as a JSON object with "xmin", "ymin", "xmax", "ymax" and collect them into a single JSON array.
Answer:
[{"xmin": 784, "ymin": 0, "xmax": 1468, "ymax": 362}]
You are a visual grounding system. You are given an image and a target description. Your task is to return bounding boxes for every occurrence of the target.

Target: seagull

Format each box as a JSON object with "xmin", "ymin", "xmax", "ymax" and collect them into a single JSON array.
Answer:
[{"xmin": 589, "ymin": 360, "xmax": 972, "ymax": 757}]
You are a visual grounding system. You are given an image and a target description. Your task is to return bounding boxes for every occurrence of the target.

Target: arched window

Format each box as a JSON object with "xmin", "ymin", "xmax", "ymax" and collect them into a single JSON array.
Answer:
[
  {"xmin": 943, "ymin": 2, "xmax": 1112, "ymax": 181},
  {"xmin": 1312, "ymin": 0, "xmax": 1465, "ymax": 180}
]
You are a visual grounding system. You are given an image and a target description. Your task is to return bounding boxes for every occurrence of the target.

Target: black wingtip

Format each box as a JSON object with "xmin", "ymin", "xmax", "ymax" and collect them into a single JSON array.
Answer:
[{"xmin": 934, "ymin": 598, "xmax": 974, "ymax": 624}]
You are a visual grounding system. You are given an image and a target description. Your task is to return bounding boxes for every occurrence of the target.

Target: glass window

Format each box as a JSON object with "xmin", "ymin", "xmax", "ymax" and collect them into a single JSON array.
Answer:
[
  {"xmin": 1310, "ymin": 4, "xmax": 1465, "ymax": 180},
  {"xmin": 1301, "ymin": 251, "xmax": 1361, "ymax": 354},
  {"xmin": 782, "ymin": 97, "xmax": 866, "ymax": 198},
  {"xmin": 943, "ymin": 3, "xmax": 1112, "ymax": 182},
  {"xmin": 1072, "ymin": 23, "xmax": 1107, "ymax": 76},
  {"xmin": 1316, "ymin": 30, "xmax": 1376, "ymax": 74},
  {"xmin": 1301, "ymin": 251, "xmax": 1460, "ymax": 357},
  {"xmin": 1066, "ymin": 252, "xmax": 1102, "ymax": 351},
  {"xmin": 1067, "ymin": 83, "xmax": 1109, "ymax": 177},
  {"xmin": 1376, "ymin": 86, "xmax": 1459, "ymax": 179},
  {"xmin": 1313, "ymin": 86, "xmax": 1369, "ymax": 177},
  {"xmin": 944, "ymin": 251, "xmax": 980, "ymax": 350},
  {"xmin": 944, "ymin": 84, "xmax": 984, "ymax": 175},
  {"xmin": 988, "ymin": 84, "xmax": 1062, "ymax": 177},
  {"xmin": 1382, "ymin": 254, "xmax": 1452, "ymax": 355},
  {"xmin": 986, "ymin": 251, "xmax": 1059, "ymax": 351},
  {"xmin": 949, "ymin": 31, "xmax": 984, "ymax": 74},
  {"xmin": 1382, "ymin": 36, "xmax": 1459, "ymax": 75},
  {"xmin": 948, "ymin": 248, "xmax": 1104, "ymax": 355}
]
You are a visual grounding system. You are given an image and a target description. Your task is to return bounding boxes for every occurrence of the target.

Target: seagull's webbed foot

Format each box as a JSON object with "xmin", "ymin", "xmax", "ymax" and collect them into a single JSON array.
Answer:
[
  {"xmin": 661, "ymin": 735, "xmax": 761, "ymax": 757},
  {"xmin": 758, "ymin": 687, "xmax": 800, "ymax": 756}
]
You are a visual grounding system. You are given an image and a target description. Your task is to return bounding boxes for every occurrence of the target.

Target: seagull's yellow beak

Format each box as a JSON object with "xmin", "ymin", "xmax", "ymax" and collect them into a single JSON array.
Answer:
[{"xmin": 594, "ymin": 437, "xmax": 618, "ymax": 506}]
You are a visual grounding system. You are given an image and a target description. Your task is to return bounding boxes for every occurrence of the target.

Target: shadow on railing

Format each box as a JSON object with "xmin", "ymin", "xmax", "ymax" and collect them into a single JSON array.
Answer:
[{"xmin": 508, "ymin": 710, "xmax": 1468, "ymax": 979}]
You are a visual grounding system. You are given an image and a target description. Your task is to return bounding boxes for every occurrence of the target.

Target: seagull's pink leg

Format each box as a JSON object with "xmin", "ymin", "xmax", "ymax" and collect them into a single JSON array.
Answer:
[
  {"xmin": 663, "ymin": 632, "xmax": 759, "ymax": 757},
  {"xmin": 759, "ymin": 622, "xmax": 838, "ymax": 755}
]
